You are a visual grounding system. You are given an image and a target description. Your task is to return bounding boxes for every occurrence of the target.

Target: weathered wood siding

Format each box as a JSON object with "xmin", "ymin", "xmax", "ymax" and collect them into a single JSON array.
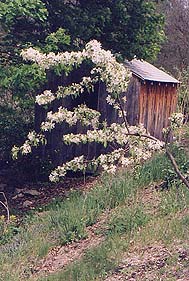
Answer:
[
  {"xmin": 125, "ymin": 77, "xmax": 140, "ymax": 125},
  {"xmin": 35, "ymin": 67, "xmax": 122, "ymax": 167},
  {"xmin": 126, "ymin": 76, "xmax": 178, "ymax": 140},
  {"xmin": 139, "ymin": 81, "xmax": 178, "ymax": 139}
]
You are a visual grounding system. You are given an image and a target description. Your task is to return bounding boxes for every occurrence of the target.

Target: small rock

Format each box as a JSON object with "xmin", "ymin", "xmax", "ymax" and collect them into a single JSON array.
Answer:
[
  {"xmin": 23, "ymin": 189, "xmax": 41, "ymax": 196},
  {"xmin": 12, "ymin": 193, "xmax": 24, "ymax": 200},
  {"xmin": 23, "ymin": 200, "xmax": 33, "ymax": 208},
  {"xmin": 15, "ymin": 188, "xmax": 23, "ymax": 194},
  {"xmin": 179, "ymin": 250, "xmax": 188, "ymax": 260}
]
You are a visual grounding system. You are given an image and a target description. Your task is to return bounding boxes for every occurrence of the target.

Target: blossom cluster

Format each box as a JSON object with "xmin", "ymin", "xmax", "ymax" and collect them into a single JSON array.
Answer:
[
  {"xmin": 63, "ymin": 123, "xmax": 161, "ymax": 147},
  {"xmin": 21, "ymin": 48, "xmax": 85, "ymax": 70},
  {"xmin": 49, "ymin": 135, "xmax": 164, "ymax": 182},
  {"xmin": 63, "ymin": 123, "xmax": 129, "ymax": 146},
  {"xmin": 41, "ymin": 104, "xmax": 100, "ymax": 131},
  {"xmin": 22, "ymin": 40, "xmax": 130, "ymax": 107},
  {"xmin": 36, "ymin": 90, "xmax": 56, "ymax": 105},
  {"xmin": 162, "ymin": 112, "xmax": 184, "ymax": 139},
  {"xmin": 49, "ymin": 156, "xmax": 86, "ymax": 182},
  {"xmin": 49, "ymin": 149, "xmax": 127, "ymax": 182},
  {"xmin": 12, "ymin": 131, "xmax": 46, "ymax": 159},
  {"xmin": 36, "ymin": 77, "xmax": 96, "ymax": 106},
  {"xmin": 169, "ymin": 112, "xmax": 184, "ymax": 129}
]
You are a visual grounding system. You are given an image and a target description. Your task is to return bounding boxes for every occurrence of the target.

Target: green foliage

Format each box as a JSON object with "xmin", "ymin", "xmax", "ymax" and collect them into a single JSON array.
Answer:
[
  {"xmin": 0, "ymin": 63, "xmax": 46, "ymax": 97},
  {"xmin": 50, "ymin": 195, "xmax": 88, "ymax": 245},
  {"xmin": 0, "ymin": 215, "xmax": 19, "ymax": 245},
  {"xmin": 0, "ymin": 0, "xmax": 48, "ymax": 29},
  {"xmin": 0, "ymin": 2, "xmax": 47, "ymax": 165},
  {"xmin": 0, "ymin": 0, "xmax": 165, "ymax": 61},
  {"xmin": 0, "ymin": 104, "xmax": 33, "ymax": 162},
  {"xmin": 44, "ymin": 28, "xmax": 71, "ymax": 53},
  {"xmin": 135, "ymin": 152, "xmax": 170, "ymax": 185},
  {"xmin": 163, "ymin": 145, "xmax": 189, "ymax": 187},
  {"xmin": 44, "ymin": 0, "xmax": 165, "ymax": 60},
  {"xmin": 160, "ymin": 185, "xmax": 189, "ymax": 216},
  {"xmin": 105, "ymin": 206, "xmax": 149, "ymax": 236},
  {"xmin": 0, "ymin": 0, "xmax": 48, "ymax": 66},
  {"xmin": 0, "ymin": 62, "xmax": 46, "ymax": 162}
]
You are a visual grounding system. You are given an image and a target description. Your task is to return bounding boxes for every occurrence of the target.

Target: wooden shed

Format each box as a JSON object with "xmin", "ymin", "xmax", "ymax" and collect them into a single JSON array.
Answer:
[
  {"xmin": 34, "ymin": 60, "xmax": 179, "ymax": 179},
  {"xmin": 124, "ymin": 59, "xmax": 179, "ymax": 140}
]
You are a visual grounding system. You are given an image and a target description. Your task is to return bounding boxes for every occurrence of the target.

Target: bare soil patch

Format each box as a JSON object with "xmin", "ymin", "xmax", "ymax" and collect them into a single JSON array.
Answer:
[
  {"xmin": 105, "ymin": 243, "xmax": 189, "ymax": 281},
  {"xmin": 33, "ymin": 212, "xmax": 109, "ymax": 278},
  {"xmin": 0, "ymin": 175, "xmax": 98, "ymax": 216}
]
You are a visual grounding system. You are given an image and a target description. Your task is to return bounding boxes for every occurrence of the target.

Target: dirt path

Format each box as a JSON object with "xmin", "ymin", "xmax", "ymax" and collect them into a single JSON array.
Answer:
[
  {"xmin": 33, "ymin": 211, "xmax": 109, "ymax": 278},
  {"xmin": 105, "ymin": 243, "xmax": 189, "ymax": 281},
  {"xmin": 105, "ymin": 244, "xmax": 172, "ymax": 281},
  {"xmin": 34, "ymin": 231, "xmax": 103, "ymax": 276}
]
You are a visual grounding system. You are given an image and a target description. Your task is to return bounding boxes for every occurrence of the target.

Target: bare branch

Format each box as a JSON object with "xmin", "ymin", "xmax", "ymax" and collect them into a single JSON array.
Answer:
[
  {"xmin": 166, "ymin": 148, "xmax": 189, "ymax": 190},
  {"xmin": 117, "ymin": 97, "xmax": 130, "ymax": 133},
  {"xmin": 126, "ymin": 132, "xmax": 159, "ymax": 142},
  {"xmin": 0, "ymin": 192, "xmax": 10, "ymax": 222}
]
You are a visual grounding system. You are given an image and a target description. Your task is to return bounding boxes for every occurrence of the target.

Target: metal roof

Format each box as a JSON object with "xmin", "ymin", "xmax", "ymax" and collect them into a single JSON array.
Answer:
[{"xmin": 124, "ymin": 59, "xmax": 179, "ymax": 84}]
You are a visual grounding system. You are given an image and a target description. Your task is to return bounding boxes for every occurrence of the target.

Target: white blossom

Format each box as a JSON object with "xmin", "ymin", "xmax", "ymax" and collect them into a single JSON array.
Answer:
[
  {"xmin": 41, "ymin": 104, "xmax": 100, "ymax": 132},
  {"xmin": 12, "ymin": 145, "xmax": 20, "ymax": 160},
  {"xmin": 36, "ymin": 90, "xmax": 56, "ymax": 105},
  {"xmin": 169, "ymin": 112, "xmax": 184, "ymax": 129},
  {"xmin": 106, "ymin": 95, "xmax": 116, "ymax": 105},
  {"xmin": 22, "ymin": 141, "xmax": 32, "ymax": 155},
  {"xmin": 27, "ymin": 131, "xmax": 36, "ymax": 142}
]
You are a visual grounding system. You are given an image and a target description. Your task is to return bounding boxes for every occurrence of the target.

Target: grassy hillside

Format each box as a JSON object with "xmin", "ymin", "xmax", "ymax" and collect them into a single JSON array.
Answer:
[{"xmin": 0, "ymin": 140, "xmax": 189, "ymax": 280}]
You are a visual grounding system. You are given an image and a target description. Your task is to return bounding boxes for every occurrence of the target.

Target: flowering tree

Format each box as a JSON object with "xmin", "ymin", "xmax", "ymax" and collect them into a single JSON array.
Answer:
[{"xmin": 12, "ymin": 40, "xmax": 164, "ymax": 182}]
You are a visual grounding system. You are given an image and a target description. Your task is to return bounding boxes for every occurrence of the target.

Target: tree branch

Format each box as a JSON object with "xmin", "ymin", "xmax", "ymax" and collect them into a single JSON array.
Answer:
[
  {"xmin": 166, "ymin": 148, "xmax": 189, "ymax": 190},
  {"xmin": 126, "ymin": 132, "xmax": 159, "ymax": 142},
  {"xmin": 0, "ymin": 192, "xmax": 10, "ymax": 222},
  {"xmin": 117, "ymin": 97, "xmax": 130, "ymax": 133}
]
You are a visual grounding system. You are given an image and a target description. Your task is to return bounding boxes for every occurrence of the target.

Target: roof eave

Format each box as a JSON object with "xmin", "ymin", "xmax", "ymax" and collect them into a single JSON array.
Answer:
[{"xmin": 132, "ymin": 73, "xmax": 180, "ymax": 84}]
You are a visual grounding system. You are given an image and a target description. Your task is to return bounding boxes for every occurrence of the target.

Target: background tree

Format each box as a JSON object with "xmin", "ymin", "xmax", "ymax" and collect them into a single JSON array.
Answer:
[
  {"xmin": 43, "ymin": 0, "xmax": 164, "ymax": 60},
  {"xmin": 0, "ymin": 0, "xmax": 165, "ymax": 63},
  {"xmin": 157, "ymin": 0, "xmax": 189, "ymax": 73},
  {"xmin": 0, "ymin": 0, "xmax": 48, "ymax": 66},
  {"xmin": 156, "ymin": 0, "xmax": 189, "ymax": 123}
]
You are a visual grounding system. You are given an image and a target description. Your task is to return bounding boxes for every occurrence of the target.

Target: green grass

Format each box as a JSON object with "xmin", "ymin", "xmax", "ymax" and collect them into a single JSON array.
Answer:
[
  {"xmin": 160, "ymin": 184, "xmax": 189, "ymax": 216},
  {"xmin": 38, "ymin": 204, "xmax": 149, "ymax": 281},
  {"xmin": 38, "ymin": 150, "xmax": 189, "ymax": 281},
  {"xmin": 0, "ymin": 149, "xmax": 189, "ymax": 281},
  {"xmin": 39, "ymin": 186, "xmax": 189, "ymax": 281}
]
